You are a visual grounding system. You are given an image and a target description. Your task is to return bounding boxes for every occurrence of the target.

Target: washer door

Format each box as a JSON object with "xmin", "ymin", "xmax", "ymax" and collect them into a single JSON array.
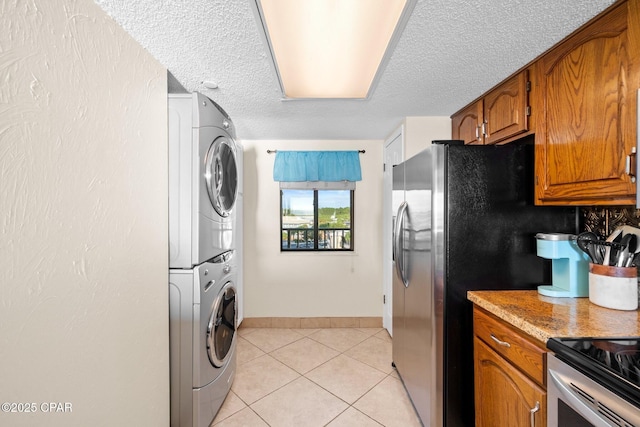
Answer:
[
  {"xmin": 206, "ymin": 282, "xmax": 237, "ymax": 368},
  {"xmin": 204, "ymin": 137, "xmax": 238, "ymax": 217}
]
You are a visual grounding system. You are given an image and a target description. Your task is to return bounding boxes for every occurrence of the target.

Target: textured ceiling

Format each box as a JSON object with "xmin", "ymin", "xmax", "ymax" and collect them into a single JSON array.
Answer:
[{"xmin": 94, "ymin": 0, "xmax": 617, "ymax": 141}]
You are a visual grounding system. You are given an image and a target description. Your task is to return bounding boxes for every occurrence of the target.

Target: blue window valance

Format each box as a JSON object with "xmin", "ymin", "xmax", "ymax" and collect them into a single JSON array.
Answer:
[{"xmin": 273, "ymin": 151, "xmax": 362, "ymax": 182}]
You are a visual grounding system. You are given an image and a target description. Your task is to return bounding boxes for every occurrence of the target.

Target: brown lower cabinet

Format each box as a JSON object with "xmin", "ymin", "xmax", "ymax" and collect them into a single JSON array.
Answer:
[{"xmin": 473, "ymin": 307, "xmax": 547, "ymax": 427}]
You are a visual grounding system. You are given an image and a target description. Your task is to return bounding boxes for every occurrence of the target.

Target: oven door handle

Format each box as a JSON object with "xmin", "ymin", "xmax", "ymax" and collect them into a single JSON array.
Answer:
[{"xmin": 548, "ymin": 368, "xmax": 611, "ymax": 427}]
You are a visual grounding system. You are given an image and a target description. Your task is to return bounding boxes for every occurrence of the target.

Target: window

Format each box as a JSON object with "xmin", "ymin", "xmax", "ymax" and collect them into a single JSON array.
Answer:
[{"xmin": 281, "ymin": 189, "xmax": 354, "ymax": 251}]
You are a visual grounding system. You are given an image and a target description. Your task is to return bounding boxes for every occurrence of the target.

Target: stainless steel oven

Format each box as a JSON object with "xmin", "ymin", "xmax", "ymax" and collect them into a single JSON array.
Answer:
[{"xmin": 547, "ymin": 338, "xmax": 640, "ymax": 427}]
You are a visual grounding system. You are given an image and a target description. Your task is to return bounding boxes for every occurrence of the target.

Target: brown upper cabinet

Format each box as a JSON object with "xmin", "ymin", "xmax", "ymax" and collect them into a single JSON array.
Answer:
[
  {"xmin": 452, "ymin": 70, "xmax": 531, "ymax": 145},
  {"xmin": 451, "ymin": 100, "xmax": 482, "ymax": 145},
  {"xmin": 451, "ymin": 0, "xmax": 640, "ymax": 206},
  {"xmin": 535, "ymin": 0, "xmax": 640, "ymax": 205}
]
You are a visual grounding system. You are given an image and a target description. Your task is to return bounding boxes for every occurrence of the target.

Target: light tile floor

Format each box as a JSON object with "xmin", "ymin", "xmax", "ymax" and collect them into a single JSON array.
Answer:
[{"xmin": 212, "ymin": 327, "xmax": 423, "ymax": 427}]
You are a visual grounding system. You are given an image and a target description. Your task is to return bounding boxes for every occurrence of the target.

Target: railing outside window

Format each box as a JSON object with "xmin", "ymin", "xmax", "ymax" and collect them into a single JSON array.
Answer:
[
  {"xmin": 282, "ymin": 228, "xmax": 351, "ymax": 250},
  {"xmin": 280, "ymin": 188, "xmax": 354, "ymax": 252}
]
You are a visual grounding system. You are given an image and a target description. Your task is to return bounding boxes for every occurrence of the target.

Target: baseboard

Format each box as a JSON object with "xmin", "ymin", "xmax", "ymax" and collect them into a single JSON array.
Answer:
[{"xmin": 240, "ymin": 317, "xmax": 383, "ymax": 329}]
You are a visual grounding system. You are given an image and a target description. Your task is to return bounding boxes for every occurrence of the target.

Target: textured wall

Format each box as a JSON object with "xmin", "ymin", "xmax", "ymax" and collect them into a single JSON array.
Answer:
[
  {"xmin": 242, "ymin": 140, "xmax": 383, "ymax": 318},
  {"xmin": 0, "ymin": 1, "xmax": 168, "ymax": 426}
]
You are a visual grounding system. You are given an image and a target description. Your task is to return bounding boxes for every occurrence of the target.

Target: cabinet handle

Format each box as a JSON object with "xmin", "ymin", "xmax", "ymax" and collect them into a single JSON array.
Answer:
[
  {"xmin": 636, "ymin": 89, "xmax": 639, "ymax": 209},
  {"xmin": 626, "ymin": 147, "xmax": 636, "ymax": 183},
  {"xmin": 476, "ymin": 125, "xmax": 481, "ymax": 141},
  {"xmin": 482, "ymin": 120, "xmax": 488, "ymax": 138},
  {"xmin": 529, "ymin": 401, "xmax": 540, "ymax": 427},
  {"xmin": 490, "ymin": 334, "xmax": 511, "ymax": 348}
]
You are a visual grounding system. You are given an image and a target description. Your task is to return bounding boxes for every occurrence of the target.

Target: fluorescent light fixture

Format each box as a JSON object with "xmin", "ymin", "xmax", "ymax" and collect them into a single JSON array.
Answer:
[{"xmin": 252, "ymin": 0, "xmax": 416, "ymax": 99}]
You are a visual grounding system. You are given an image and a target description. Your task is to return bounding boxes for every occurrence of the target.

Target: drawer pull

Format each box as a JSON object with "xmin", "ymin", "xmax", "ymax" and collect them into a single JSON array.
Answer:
[
  {"xmin": 530, "ymin": 401, "xmax": 540, "ymax": 427},
  {"xmin": 490, "ymin": 334, "xmax": 511, "ymax": 348},
  {"xmin": 626, "ymin": 148, "xmax": 637, "ymax": 182}
]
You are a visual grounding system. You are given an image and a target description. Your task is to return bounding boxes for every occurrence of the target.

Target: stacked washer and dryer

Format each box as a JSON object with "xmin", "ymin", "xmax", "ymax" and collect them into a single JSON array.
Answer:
[{"xmin": 168, "ymin": 92, "xmax": 241, "ymax": 427}]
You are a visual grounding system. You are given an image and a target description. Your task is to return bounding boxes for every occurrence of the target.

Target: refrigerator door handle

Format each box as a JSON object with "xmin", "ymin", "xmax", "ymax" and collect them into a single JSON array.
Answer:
[{"xmin": 393, "ymin": 201, "xmax": 409, "ymax": 287}]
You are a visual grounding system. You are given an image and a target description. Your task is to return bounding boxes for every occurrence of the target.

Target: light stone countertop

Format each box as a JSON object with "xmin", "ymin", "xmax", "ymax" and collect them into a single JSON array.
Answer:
[{"xmin": 467, "ymin": 290, "xmax": 640, "ymax": 344}]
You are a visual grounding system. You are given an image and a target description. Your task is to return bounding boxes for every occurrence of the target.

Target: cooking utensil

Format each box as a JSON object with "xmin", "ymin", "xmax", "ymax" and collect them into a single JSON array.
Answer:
[
  {"xmin": 618, "ymin": 225, "xmax": 640, "ymax": 242},
  {"xmin": 625, "ymin": 234, "xmax": 639, "ymax": 267},
  {"xmin": 577, "ymin": 232, "xmax": 602, "ymax": 264},
  {"xmin": 631, "ymin": 252, "xmax": 640, "ymax": 267},
  {"xmin": 609, "ymin": 233, "xmax": 624, "ymax": 266},
  {"xmin": 594, "ymin": 242, "xmax": 606, "ymax": 264},
  {"xmin": 616, "ymin": 234, "xmax": 634, "ymax": 267},
  {"xmin": 603, "ymin": 228, "xmax": 623, "ymax": 266},
  {"xmin": 603, "ymin": 226, "xmax": 639, "ymax": 266}
]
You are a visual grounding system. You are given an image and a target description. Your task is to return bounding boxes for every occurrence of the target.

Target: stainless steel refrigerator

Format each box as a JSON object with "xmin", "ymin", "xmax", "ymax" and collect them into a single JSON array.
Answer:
[{"xmin": 391, "ymin": 140, "xmax": 577, "ymax": 427}]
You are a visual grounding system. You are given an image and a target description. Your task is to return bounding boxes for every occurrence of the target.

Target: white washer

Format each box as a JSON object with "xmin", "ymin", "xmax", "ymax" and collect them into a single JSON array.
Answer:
[
  {"xmin": 169, "ymin": 92, "xmax": 239, "ymax": 268},
  {"xmin": 169, "ymin": 252, "xmax": 237, "ymax": 427}
]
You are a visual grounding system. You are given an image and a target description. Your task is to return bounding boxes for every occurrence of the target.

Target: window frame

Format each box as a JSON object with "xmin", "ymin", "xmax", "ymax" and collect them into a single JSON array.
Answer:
[{"xmin": 280, "ymin": 188, "xmax": 355, "ymax": 252}]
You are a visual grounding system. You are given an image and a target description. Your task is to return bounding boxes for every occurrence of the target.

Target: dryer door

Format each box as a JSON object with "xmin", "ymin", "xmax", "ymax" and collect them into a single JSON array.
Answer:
[
  {"xmin": 206, "ymin": 281, "xmax": 237, "ymax": 368},
  {"xmin": 204, "ymin": 137, "xmax": 238, "ymax": 217}
]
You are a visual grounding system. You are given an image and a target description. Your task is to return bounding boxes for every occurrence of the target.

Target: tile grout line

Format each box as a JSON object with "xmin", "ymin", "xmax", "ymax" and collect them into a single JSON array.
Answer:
[
  {"xmin": 268, "ymin": 329, "xmax": 393, "ymax": 426},
  {"xmin": 220, "ymin": 327, "xmax": 401, "ymax": 426},
  {"xmin": 256, "ymin": 347, "xmax": 395, "ymax": 426}
]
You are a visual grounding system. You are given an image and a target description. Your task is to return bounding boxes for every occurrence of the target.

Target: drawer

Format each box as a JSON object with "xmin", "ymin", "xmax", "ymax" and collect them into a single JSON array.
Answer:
[{"xmin": 473, "ymin": 307, "xmax": 546, "ymax": 386}]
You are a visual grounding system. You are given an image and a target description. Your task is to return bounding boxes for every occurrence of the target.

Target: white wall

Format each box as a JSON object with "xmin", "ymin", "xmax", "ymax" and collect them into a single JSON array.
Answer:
[
  {"xmin": 242, "ymin": 140, "xmax": 383, "ymax": 317},
  {"xmin": 0, "ymin": 1, "xmax": 168, "ymax": 426},
  {"xmin": 402, "ymin": 116, "xmax": 452, "ymax": 159}
]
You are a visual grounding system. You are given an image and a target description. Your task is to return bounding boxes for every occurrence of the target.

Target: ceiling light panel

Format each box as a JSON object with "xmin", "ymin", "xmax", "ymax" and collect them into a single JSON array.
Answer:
[{"xmin": 253, "ymin": 0, "xmax": 415, "ymax": 99}]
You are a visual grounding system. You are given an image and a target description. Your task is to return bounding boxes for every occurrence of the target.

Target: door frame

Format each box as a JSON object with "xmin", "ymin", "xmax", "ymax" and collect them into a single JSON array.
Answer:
[{"xmin": 382, "ymin": 126, "xmax": 404, "ymax": 336}]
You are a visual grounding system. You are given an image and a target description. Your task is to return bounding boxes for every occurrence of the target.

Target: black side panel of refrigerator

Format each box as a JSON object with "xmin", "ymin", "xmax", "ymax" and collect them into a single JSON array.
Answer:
[{"xmin": 442, "ymin": 141, "xmax": 578, "ymax": 427}]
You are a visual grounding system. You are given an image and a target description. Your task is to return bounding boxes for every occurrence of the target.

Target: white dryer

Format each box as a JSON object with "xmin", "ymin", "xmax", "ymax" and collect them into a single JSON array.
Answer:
[
  {"xmin": 169, "ymin": 92, "xmax": 239, "ymax": 268},
  {"xmin": 169, "ymin": 251, "xmax": 237, "ymax": 427}
]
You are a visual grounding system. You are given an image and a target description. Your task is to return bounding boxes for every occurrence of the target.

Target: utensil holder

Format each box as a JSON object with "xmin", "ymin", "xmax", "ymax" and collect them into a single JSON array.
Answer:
[{"xmin": 588, "ymin": 263, "xmax": 639, "ymax": 311}]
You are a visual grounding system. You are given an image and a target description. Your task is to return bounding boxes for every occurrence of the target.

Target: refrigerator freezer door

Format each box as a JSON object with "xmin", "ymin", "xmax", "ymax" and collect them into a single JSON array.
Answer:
[
  {"xmin": 392, "ymin": 162, "xmax": 408, "ymax": 381},
  {"xmin": 394, "ymin": 148, "xmax": 435, "ymax": 426}
]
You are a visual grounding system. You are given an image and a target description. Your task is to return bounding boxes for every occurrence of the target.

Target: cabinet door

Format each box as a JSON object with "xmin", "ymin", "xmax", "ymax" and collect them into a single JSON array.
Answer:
[
  {"xmin": 484, "ymin": 71, "xmax": 530, "ymax": 145},
  {"xmin": 452, "ymin": 100, "xmax": 483, "ymax": 145},
  {"xmin": 535, "ymin": 0, "xmax": 640, "ymax": 205},
  {"xmin": 475, "ymin": 338, "xmax": 546, "ymax": 427},
  {"xmin": 473, "ymin": 307, "xmax": 546, "ymax": 386}
]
